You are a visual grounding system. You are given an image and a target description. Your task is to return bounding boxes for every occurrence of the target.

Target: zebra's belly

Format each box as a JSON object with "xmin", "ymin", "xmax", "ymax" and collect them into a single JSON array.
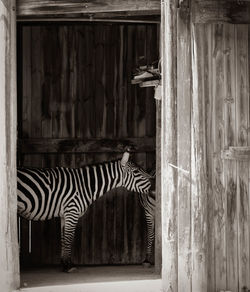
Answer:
[{"xmin": 17, "ymin": 206, "xmax": 59, "ymax": 221}]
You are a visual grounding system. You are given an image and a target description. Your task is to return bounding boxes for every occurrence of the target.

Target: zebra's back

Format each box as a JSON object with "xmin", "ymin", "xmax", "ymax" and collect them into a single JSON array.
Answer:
[{"xmin": 17, "ymin": 162, "xmax": 121, "ymax": 221}]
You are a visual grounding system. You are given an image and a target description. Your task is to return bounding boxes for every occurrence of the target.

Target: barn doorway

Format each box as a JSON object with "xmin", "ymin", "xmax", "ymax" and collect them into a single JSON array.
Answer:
[{"xmin": 16, "ymin": 20, "xmax": 161, "ymax": 288}]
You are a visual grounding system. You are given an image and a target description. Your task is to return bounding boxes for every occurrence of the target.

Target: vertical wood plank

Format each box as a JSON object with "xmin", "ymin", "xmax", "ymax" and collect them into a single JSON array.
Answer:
[
  {"xmin": 154, "ymin": 22, "xmax": 161, "ymax": 273},
  {"xmin": 224, "ymin": 24, "xmax": 238, "ymax": 292},
  {"xmin": 155, "ymin": 99, "xmax": 161, "ymax": 272},
  {"xmin": 177, "ymin": 7, "xmax": 192, "ymax": 292},
  {"xmin": 0, "ymin": 0, "xmax": 19, "ymax": 289},
  {"xmin": 161, "ymin": 0, "xmax": 178, "ymax": 290},
  {"xmin": 22, "ymin": 26, "xmax": 32, "ymax": 138},
  {"xmin": 191, "ymin": 23, "xmax": 208, "ymax": 292},
  {"xmin": 41, "ymin": 25, "xmax": 53, "ymax": 139},
  {"xmin": 116, "ymin": 25, "xmax": 128, "ymax": 138},
  {"xmin": 95, "ymin": 24, "xmax": 106, "ymax": 138},
  {"xmin": 145, "ymin": 25, "xmax": 157, "ymax": 138},
  {"xmin": 212, "ymin": 23, "xmax": 227, "ymax": 291},
  {"xmin": 205, "ymin": 23, "xmax": 216, "ymax": 292},
  {"xmin": 235, "ymin": 25, "xmax": 250, "ymax": 291},
  {"xmin": 31, "ymin": 26, "xmax": 42, "ymax": 138}
]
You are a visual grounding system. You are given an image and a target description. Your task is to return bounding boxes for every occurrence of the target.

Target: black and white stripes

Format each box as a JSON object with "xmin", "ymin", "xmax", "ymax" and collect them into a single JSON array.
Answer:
[
  {"xmin": 17, "ymin": 150, "xmax": 154, "ymax": 272},
  {"xmin": 139, "ymin": 192, "xmax": 155, "ymax": 264}
]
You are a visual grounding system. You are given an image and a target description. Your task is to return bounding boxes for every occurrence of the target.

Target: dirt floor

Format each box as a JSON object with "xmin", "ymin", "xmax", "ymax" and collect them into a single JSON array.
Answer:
[{"xmin": 20, "ymin": 265, "xmax": 160, "ymax": 288}]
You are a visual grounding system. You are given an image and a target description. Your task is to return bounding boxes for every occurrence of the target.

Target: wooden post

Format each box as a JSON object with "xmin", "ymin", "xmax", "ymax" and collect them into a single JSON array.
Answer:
[
  {"xmin": 161, "ymin": 0, "xmax": 178, "ymax": 291},
  {"xmin": 177, "ymin": 5, "xmax": 192, "ymax": 292},
  {"xmin": 190, "ymin": 23, "xmax": 208, "ymax": 291},
  {"xmin": 0, "ymin": 0, "xmax": 19, "ymax": 291}
]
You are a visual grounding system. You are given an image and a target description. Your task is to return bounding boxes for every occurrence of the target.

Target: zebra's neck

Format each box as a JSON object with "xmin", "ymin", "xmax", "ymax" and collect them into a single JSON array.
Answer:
[{"xmin": 80, "ymin": 160, "xmax": 123, "ymax": 202}]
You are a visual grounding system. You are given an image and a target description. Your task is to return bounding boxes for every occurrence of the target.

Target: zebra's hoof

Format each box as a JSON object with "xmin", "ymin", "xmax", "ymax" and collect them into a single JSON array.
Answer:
[
  {"xmin": 142, "ymin": 261, "xmax": 151, "ymax": 268},
  {"xmin": 66, "ymin": 266, "xmax": 78, "ymax": 273},
  {"xmin": 62, "ymin": 261, "xmax": 77, "ymax": 273}
]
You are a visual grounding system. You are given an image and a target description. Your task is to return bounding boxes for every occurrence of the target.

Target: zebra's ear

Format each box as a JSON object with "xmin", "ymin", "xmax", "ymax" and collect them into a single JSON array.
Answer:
[{"xmin": 121, "ymin": 151, "xmax": 130, "ymax": 166}]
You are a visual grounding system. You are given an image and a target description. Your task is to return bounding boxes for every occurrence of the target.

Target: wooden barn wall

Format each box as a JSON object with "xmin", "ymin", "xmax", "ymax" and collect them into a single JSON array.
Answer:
[
  {"xmin": 175, "ymin": 8, "xmax": 250, "ymax": 290},
  {"xmin": 182, "ymin": 23, "xmax": 250, "ymax": 292},
  {"xmin": 17, "ymin": 23, "xmax": 158, "ymax": 266}
]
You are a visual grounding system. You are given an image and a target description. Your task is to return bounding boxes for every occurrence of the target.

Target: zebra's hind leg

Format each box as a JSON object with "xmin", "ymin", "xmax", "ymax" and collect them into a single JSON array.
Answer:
[
  {"xmin": 60, "ymin": 217, "xmax": 65, "ymax": 270},
  {"xmin": 61, "ymin": 212, "xmax": 79, "ymax": 273}
]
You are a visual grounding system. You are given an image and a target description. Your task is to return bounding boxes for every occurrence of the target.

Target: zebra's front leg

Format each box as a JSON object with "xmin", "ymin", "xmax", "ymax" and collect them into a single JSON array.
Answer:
[
  {"xmin": 61, "ymin": 212, "xmax": 79, "ymax": 272},
  {"xmin": 143, "ymin": 213, "xmax": 155, "ymax": 267}
]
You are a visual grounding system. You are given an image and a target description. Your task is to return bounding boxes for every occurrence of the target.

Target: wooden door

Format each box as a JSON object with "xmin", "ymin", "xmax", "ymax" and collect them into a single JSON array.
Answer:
[{"xmin": 194, "ymin": 23, "xmax": 250, "ymax": 292}]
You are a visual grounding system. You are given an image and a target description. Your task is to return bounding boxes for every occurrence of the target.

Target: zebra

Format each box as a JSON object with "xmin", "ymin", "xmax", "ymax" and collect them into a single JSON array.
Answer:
[{"xmin": 17, "ymin": 149, "xmax": 155, "ymax": 272}]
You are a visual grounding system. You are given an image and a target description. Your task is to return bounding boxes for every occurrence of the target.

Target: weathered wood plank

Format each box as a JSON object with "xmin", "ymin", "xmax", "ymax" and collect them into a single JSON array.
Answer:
[
  {"xmin": 41, "ymin": 26, "xmax": 52, "ymax": 139},
  {"xmin": 148, "ymin": 22, "xmax": 161, "ymax": 272},
  {"xmin": 161, "ymin": 0, "xmax": 178, "ymax": 290},
  {"xmin": 223, "ymin": 24, "xmax": 238, "ymax": 292},
  {"xmin": 31, "ymin": 26, "xmax": 42, "ymax": 138},
  {"xmin": 211, "ymin": 23, "xmax": 227, "ymax": 292},
  {"xmin": 192, "ymin": 0, "xmax": 250, "ymax": 24},
  {"xmin": 18, "ymin": 138, "xmax": 155, "ymax": 154},
  {"xmin": 116, "ymin": 25, "xmax": 128, "ymax": 138},
  {"xmin": 191, "ymin": 23, "xmax": 208, "ymax": 292},
  {"xmin": 222, "ymin": 146, "xmax": 250, "ymax": 160},
  {"xmin": 235, "ymin": 25, "xmax": 250, "ymax": 291},
  {"xmin": 95, "ymin": 25, "xmax": 106, "ymax": 138},
  {"xmin": 205, "ymin": 23, "xmax": 215, "ymax": 292},
  {"xmin": 0, "ymin": 0, "xmax": 19, "ymax": 290},
  {"xmin": 135, "ymin": 25, "xmax": 147, "ymax": 137},
  {"xmin": 17, "ymin": 0, "xmax": 160, "ymax": 16},
  {"xmin": 154, "ymin": 99, "xmax": 161, "ymax": 273},
  {"xmin": 177, "ymin": 7, "xmax": 192, "ymax": 292},
  {"xmin": 60, "ymin": 26, "xmax": 74, "ymax": 138},
  {"xmin": 22, "ymin": 26, "xmax": 32, "ymax": 138},
  {"xmin": 17, "ymin": 11, "xmax": 160, "ymax": 24}
]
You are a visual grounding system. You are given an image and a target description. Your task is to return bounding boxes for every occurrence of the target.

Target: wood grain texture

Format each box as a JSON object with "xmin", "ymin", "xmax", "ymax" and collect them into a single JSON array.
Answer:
[
  {"xmin": 177, "ymin": 7, "xmax": 192, "ymax": 292},
  {"xmin": 191, "ymin": 24, "xmax": 208, "ymax": 292},
  {"xmin": 204, "ymin": 23, "xmax": 215, "ymax": 292},
  {"xmin": 0, "ymin": 0, "xmax": 20, "ymax": 290},
  {"xmin": 192, "ymin": 0, "xmax": 250, "ymax": 24},
  {"xmin": 222, "ymin": 146, "xmax": 250, "ymax": 160},
  {"xmin": 197, "ymin": 23, "xmax": 250, "ymax": 292},
  {"xmin": 18, "ymin": 23, "xmax": 158, "ymax": 266},
  {"xmin": 211, "ymin": 23, "xmax": 227, "ymax": 292},
  {"xmin": 161, "ymin": 0, "xmax": 178, "ymax": 290},
  {"xmin": 235, "ymin": 25, "xmax": 250, "ymax": 291},
  {"xmin": 17, "ymin": 0, "xmax": 161, "ymax": 16},
  {"xmin": 223, "ymin": 24, "xmax": 238, "ymax": 292},
  {"xmin": 155, "ymin": 99, "xmax": 161, "ymax": 273}
]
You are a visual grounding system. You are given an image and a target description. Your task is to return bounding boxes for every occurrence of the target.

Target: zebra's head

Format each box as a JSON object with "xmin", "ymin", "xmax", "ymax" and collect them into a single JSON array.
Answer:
[{"xmin": 120, "ymin": 149, "xmax": 154, "ymax": 194}]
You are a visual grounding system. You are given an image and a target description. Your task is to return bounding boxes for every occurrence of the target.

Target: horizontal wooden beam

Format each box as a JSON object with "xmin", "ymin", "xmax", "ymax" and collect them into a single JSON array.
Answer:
[
  {"xmin": 222, "ymin": 146, "xmax": 250, "ymax": 161},
  {"xmin": 192, "ymin": 0, "xmax": 250, "ymax": 24},
  {"xmin": 17, "ymin": 17, "xmax": 160, "ymax": 24},
  {"xmin": 18, "ymin": 138, "xmax": 156, "ymax": 154},
  {"xmin": 16, "ymin": 0, "xmax": 161, "ymax": 17}
]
